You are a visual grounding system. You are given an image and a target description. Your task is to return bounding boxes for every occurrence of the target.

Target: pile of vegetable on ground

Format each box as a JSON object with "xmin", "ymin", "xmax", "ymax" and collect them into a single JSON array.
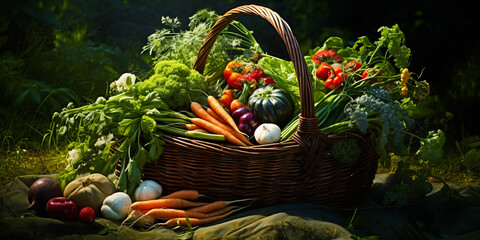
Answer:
[
  {"xmin": 26, "ymin": 175, "xmax": 250, "ymax": 228},
  {"xmin": 41, "ymin": 9, "xmax": 445, "ymax": 227}
]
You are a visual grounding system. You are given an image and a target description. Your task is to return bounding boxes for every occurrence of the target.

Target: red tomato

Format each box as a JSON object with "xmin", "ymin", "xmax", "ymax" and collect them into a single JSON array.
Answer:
[
  {"xmin": 248, "ymin": 68, "xmax": 267, "ymax": 81},
  {"xmin": 227, "ymin": 72, "xmax": 243, "ymax": 89},
  {"xmin": 332, "ymin": 73, "xmax": 344, "ymax": 86},
  {"xmin": 345, "ymin": 61, "xmax": 362, "ymax": 72},
  {"xmin": 264, "ymin": 76, "xmax": 276, "ymax": 85},
  {"xmin": 316, "ymin": 62, "xmax": 333, "ymax": 80},
  {"xmin": 312, "ymin": 50, "xmax": 330, "ymax": 65},
  {"xmin": 325, "ymin": 78, "xmax": 335, "ymax": 90},
  {"xmin": 329, "ymin": 50, "xmax": 344, "ymax": 63},
  {"xmin": 362, "ymin": 68, "xmax": 383, "ymax": 82},
  {"xmin": 361, "ymin": 70, "xmax": 369, "ymax": 79},
  {"xmin": 333, "ymin": 67, "xmax": 343, "ymax": 75},
  {"xmin": 312, "ymin": 49, "xmax": 343, "ymax": 65}
]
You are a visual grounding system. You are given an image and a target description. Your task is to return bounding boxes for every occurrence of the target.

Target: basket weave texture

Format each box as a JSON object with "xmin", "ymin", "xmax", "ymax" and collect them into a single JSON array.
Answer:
[{"xmin": 130, "ymin": 5, "xmax": 378, "ymax": 207}]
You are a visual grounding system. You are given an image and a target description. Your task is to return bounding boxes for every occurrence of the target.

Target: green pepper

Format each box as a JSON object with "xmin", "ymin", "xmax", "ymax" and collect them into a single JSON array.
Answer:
[{"xmin": 248, "ymin": 85, "xmax": 295, "ymax": 128}]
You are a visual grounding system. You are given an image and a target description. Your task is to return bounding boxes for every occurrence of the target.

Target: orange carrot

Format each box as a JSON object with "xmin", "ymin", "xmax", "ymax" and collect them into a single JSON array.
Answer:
[
  {"xmin": 207, "ymin": 107, "xmax": 228, "ymax": 125},
  {"xmin": 185, "ymin": 124, "xmax": 203, "ymax": 131},
  {"xmin": 125, "ymin": 206, "xmax": 236, "ymax": 227},
  {"xmin": 163, "ymin": 209, "xmax": 237, "ymax": 227},
  {"xmin": 190, "ymin": 102, "xmax": 229, "ymax": 129},
  {"xmin": 192, "ymin": 129, "xmax": 209, "ymax": 133},
  {"xmin": 188, "ymin": 199, "xmax": 251, "ymax": 213},
  {"xmin": 144, "ymin": 208, "xmax": 209, "ymax": 220},
  {"xmin": 207, "ymin": 96, "xmax": 241, "ymax": 132},
  {"xmin": 161, "ymin": 190, "xmax": 200, "ymax": 200},
  {"xmin": 130, "ymin": 198, "xmax": 207, "ymax": 211},
  {"xmin": 191, "ymin": 101, "xmax": 252, "ymax": 146},
  {"xmin": 190, "ymin": 118, "xmax": 246, "ymax": 146},
  {"xmin": 203, "ymin": 205, "xmax": 233, "ymax": 218}
]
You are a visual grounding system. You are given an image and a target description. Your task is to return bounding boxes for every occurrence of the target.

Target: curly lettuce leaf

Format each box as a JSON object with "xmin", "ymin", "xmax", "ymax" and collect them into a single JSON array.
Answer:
[
  {"xmin": 416, "ymin": 129, "xmax": 446, "ymax": 164},
  {"xmin": 258, "ymin": 56, "xmax": 325, "ymax": 107},
  {"xmin": 376, "ymin": 24, "xmax": 411, "ymax": 69}
]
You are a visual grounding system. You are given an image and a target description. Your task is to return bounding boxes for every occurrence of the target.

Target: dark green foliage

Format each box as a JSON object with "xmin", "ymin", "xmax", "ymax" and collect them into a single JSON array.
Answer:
[
  {"xmin": 383, "ymin": 161, "xmax": 433, "ymax": 206},
  {"xmin": 0, "ymin": 0, "xmax": 147, "ymax": 146},
  {"xmin": 331, "ymin": 139, "xmax": 361, "ymax": 166}
]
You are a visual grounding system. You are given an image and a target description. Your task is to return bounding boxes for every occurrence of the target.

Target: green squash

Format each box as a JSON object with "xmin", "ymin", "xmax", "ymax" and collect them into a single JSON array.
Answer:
[{"xmin": 248, "ymin": 85, "xmax": 295, "ymax": 128}]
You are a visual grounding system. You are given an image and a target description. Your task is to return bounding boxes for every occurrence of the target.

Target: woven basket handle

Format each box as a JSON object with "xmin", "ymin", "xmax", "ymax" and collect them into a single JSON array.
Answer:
[{"xmin": 194, "ymin": 4, "xmax": 320, "ymax": 134}]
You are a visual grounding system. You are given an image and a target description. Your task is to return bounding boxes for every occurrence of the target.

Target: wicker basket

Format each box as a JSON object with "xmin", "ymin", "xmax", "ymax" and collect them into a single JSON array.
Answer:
[{"xmin": 128, "ymin": 5, "xmax": 378, "ymax": 208}]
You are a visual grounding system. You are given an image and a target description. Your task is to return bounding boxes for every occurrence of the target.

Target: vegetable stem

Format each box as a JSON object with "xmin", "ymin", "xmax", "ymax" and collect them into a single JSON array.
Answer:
[{"xmin": 156, "ymin": 125, "xmax": 225, "ymax": 141}]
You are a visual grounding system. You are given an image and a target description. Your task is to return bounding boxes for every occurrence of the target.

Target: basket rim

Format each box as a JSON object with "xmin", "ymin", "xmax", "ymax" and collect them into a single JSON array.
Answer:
[{"xmin": 160, "ymin": 130, "xmax": 371, "ymax": 151}]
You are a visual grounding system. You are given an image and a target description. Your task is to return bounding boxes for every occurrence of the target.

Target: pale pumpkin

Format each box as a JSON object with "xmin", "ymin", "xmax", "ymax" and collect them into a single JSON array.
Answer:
[{"xmin": 63, "ymin": 173, "xmax": 116, "ymax": 213}]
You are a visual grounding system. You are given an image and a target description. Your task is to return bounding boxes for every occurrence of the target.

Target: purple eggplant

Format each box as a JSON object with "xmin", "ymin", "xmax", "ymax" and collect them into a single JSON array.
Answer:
[{"xmin": 232, "ymin": 107, "xmax": 251, "ymax": 123}]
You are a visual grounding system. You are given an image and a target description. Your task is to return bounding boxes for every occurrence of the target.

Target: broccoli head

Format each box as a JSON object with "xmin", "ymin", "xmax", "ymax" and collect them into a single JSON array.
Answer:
[{"xmin": 137, "ymin": 60, "xmax": 210, "ymax": 110}]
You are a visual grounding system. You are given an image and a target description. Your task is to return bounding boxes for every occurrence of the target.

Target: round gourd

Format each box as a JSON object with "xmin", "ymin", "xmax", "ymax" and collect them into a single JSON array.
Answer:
[
  {"xmin": 134, "ymin": 180, "xmax": 162, "ymax": 201},
  {"xmin": 248, "ymin": 85, "xmax": 295, "ymax": 128},
  {"xmin": 63, "ymin": 173, "xmax": 116, "ymax": 213}
]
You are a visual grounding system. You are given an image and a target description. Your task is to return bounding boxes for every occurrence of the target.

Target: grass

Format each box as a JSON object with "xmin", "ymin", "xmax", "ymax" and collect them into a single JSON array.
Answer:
[
  {"xmin": 0, "ymin": 140, "xmax": 68, "ymax": 187},
  {"xmin": 377, "ymin": 153, "xmax": 480, "ymax": 186}
]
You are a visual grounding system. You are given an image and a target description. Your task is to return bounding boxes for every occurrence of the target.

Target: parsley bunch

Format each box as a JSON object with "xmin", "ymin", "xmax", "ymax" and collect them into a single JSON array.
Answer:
[{"xmin": 142, "ymin": 9, "xmax": 262, "ymax": 84}]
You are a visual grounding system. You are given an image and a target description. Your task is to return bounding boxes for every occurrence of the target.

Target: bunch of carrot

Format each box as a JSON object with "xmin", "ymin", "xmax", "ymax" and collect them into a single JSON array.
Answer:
[
  {"xmin": 125, "ymin": 189, "xmax": 249, "ymax": 228},
  {"xmin": 188, "ymin": 96, "xmax": 253, "ymax": 146}
]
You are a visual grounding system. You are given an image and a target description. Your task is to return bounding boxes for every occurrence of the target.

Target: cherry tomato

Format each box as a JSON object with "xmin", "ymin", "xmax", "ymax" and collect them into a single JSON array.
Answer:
[
  {"xmin": 312, "ymin": 50, "xmax": 330, "ymax": 65},
  {"xmin": 325, "ymin": 78, "xmax": 335, "ymax": 90},
  {"xmin": 333, "ymin": 67, "xmax": 343, "ymax": 75},
  {"xmin": 362, "ymin": 68, "xmax": 383, "ymax": 83},
  {"xmin": 316, "ymin": 62, "xmax": 333, "ymax": 80},
  {"xmin": 345, "ymin": 61, "xmax": 362, "ymax": 72},
  {"xmin": 332, "ymin": 73, "xmax": 344, "ymax": 86},
  {"xmin": 248, "ymin": 68, "xmax": 267, "ymax": 81},
  {"xmin": 325, "ymin": 69, "xmax": 346, "ymax": 91},
  {"xmin": 226, "ymin": 72, "xmax": 243, "ymax": 89},
  {"xmin": 330, "ymin": 50, "xmax": 344, "ymax": 63},
  {"xmin": 264, "ymin": 76, "xmax": 276, "ymax": 85},
  {"xmin": 361, "ymin": 70, "xmax": 369, "ymax": 79}
]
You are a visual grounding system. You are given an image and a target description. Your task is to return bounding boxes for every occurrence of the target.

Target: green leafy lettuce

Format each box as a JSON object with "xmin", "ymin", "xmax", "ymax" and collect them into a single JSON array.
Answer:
[{"xmin": 258, "ymin": 56, "xmax": 325, "ymax": 107}]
